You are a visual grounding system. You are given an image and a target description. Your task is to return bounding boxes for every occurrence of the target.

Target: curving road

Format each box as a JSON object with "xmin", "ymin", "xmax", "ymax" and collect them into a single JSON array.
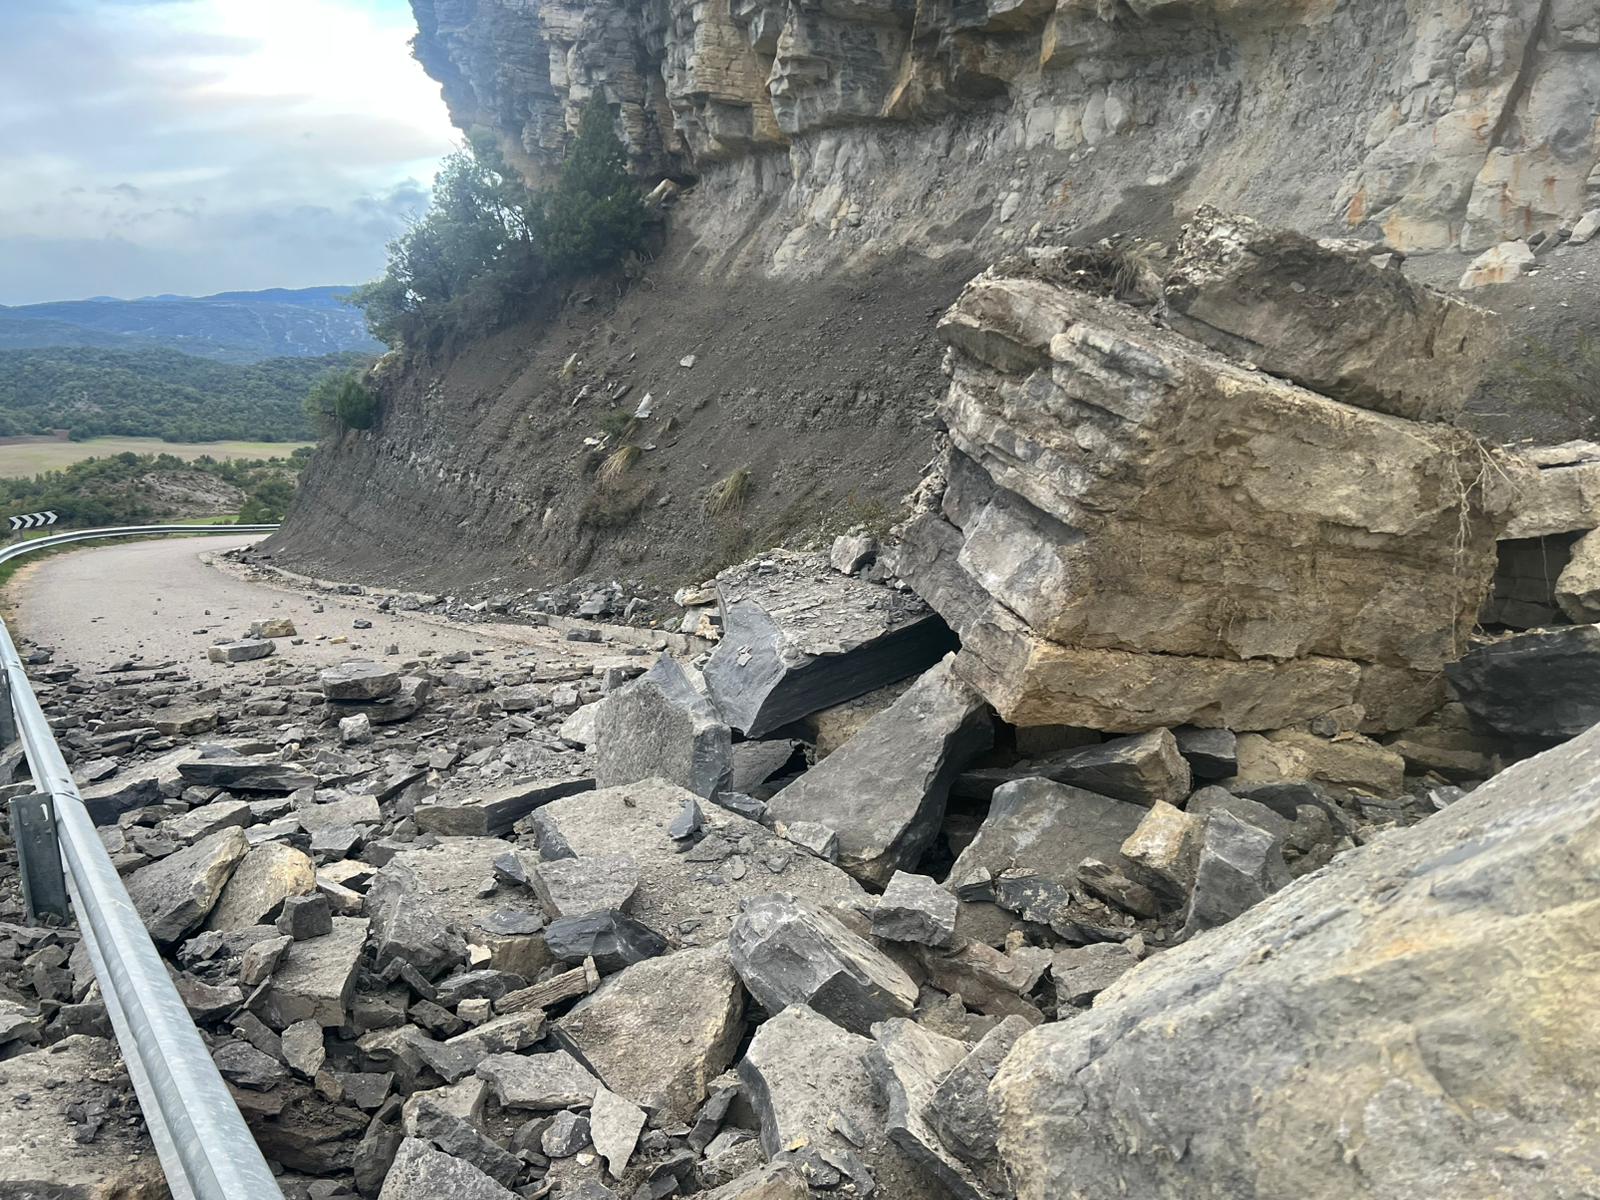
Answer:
[{"xmin": 5, "ymin": 536, "xmax": 593, "ymax": 673}]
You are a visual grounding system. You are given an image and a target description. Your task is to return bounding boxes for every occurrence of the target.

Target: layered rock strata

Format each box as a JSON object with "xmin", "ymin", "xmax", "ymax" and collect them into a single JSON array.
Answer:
[{"xmin": 895, "ymin": 233, "xmax": 1519, "ymax": 733}]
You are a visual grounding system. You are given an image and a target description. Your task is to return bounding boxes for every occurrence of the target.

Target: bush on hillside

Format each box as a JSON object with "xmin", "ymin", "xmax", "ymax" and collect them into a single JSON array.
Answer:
[
  {"xmin": 351, "ymin": 103, "xmax": 647, "ymax": 350},
  {"xmin": 304, "ymin": 371, "xmax": 378, "ymax": 435},
  {"xmin": 538, "ymin": 99, "xmax": 649, "ymax": 277}
]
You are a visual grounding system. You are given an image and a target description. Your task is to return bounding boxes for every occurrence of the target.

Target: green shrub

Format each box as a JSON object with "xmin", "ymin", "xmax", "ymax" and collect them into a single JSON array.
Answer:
[
  {"xmin": 304, "ymin": 370, "xmax": 378, "ymax": 435},
  {"xmin": 538, "ymin": 99, "xmax": 648, "ymax": 277},
  {"xmin": 350, "ymin": 101, "xmax": 646, "ymax": 351}
]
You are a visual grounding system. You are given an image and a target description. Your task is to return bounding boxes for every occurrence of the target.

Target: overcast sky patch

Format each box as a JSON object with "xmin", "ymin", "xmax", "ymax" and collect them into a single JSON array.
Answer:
[{"xmin": 0, "ymin": 0, "xmax": 457, "ymax": 304}]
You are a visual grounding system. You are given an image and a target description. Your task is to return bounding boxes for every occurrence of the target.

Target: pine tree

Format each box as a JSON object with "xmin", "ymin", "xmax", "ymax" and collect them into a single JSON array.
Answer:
[{"xmin": 539, "ymin": 98, "xmax": 647, "ymax": 277}]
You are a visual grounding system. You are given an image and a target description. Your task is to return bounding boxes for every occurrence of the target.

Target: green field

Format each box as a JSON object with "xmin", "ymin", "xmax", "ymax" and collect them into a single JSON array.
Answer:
[{"xmin": 0, "ymin": 437, "xmax": 313, "ymax": 478}]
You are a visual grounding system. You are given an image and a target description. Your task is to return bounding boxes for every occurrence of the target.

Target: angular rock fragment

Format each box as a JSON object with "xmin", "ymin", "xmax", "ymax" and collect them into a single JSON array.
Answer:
[
  {"xmin": 250, "ymin": 617, "xmax": 296, "ymax": 638},
  {"xmin": 214, "ymin": 1038, "xmax": 288, "ymax": 1090},
  {"xmin": 557, "ymin": 945, "xmax": 744, "ymax": 1124},
  {"xmin": 589, "ymin": 1085, "xmax": 647, "ymax": 1179},
  {"xmin": 542, "ymin": 1110, "xmax": 591, "ymax": 1156},
  {"xmin": 527, "ymin": 780, "xmax": 866, "ymax": 943},
  {"xmin": 1051, "ymin": 942, "xmax": 1139, "ymax": 1007},
  {"xmin": 414, "ymin": 775, "xmax": 594, "ymax": 837},
  {"xmin": 870, "ymin": 1019, "xmax": 1001, "ymax": 1200},
  {"xmin": 592, "ymin": 657, "xmax": 732, "ymax": 799},
  {"xmin": 476, "ymin": 1050, "xmax": 598, "ymax": 1111},
  {"xmin": 1180, "ymin": 811, "xmax": 1291, "ymax": 936},
  {"xmin": 926, "ymin": 1016, "xmax": 1031, "ymax": 1168},
  {"xmin": 321, "ymin": 661, "xmax": 401, "ymax": 701},
  {"xmin": 994, "ymin": 720, "xmax": 1600, "ymax": 1200},
  {"xmin": 1161, "ymin": 207, "xmax": 1492, "ymax": 421},
  {"xmin": 1171, "ymin": 726, "xmax": 1237, "ymax": 780},
  {"xmin": 377, "ymin": 1137, "xmax": 517, "ymax": 1200},
  {"xmin": 1119, "ymin": 802, "xmax": 1202, "ymax": 900},
  {"xmin": 738, "ymin": 1005, "xmax": 921, "ymax": 1193},
  {"xmin": 530, "ymin": 854, "xmax": 640, "ymax": 919},
  {"xmin": 729, "ymin": 894, "xmax": 917, "ymax": 1035},
  {"xmin": 703, "ymin": 552, "xmax": 956, "ymax": 737},
  {"xmin": 1446, "ymin": 626, "xmax": 1600, "ymax": 740},
  {"xmin": 338, "ymin": 675, "xmax": 431, "ymax": 725},
  {"xmin": 209, "ymin": 638, "xmax": 275, "ymax": 663},
  {"xmin": 278, "ymin": 893, "xmax": 334, "ymax": 939},
  {"xmin": 167, "ymin": 798, "xmax": 253, "ymax": 844},
  {"xmin": 871, "ymin": 871, "xmax": 958, "ymax": 947},
  {"xmin": 947, "ymin": 778, "xmax": 1145, "ymax": 898},
  {"xmin": 545, "ymin": 910, "xmax": 668, "ymax": 973},
  {"xmin": 404, "ymin": 1097, "xmax": 520, "ymax": 1185},
  {"xmin": 1229, "ymin": 729, "xmax": 1405, "ymax": 797},
  {"xmin": 126, "ymin": 825, "xmax": 250, "ymax": 944},
  {"xmin": 897, "ymin": 265, "xmax": 1515, "ymax": 734},
  {"xmin": 263, "ymin": 917, "xmax": 369, "ymax": 1027},
  {"xmin": 178, "ymin": 753, "xmax": 316, "ymax": 793},
  {"xmin": 765, "ymin": 656, "xmax": 991, "ymax": 885},
  {"xmin": 1029, "ymin": 729, "xmax": 1191, "ymax": 807},
  {"xmin": 206, "ymin": 841, "xmax": 315, "ymax": 931}
]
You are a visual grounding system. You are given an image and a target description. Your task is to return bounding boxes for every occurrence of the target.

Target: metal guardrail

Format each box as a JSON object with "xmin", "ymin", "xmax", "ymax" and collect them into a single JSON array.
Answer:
[{"xmin": 2, "ymin": 523, "xmax": 284, "ymax": 1200}]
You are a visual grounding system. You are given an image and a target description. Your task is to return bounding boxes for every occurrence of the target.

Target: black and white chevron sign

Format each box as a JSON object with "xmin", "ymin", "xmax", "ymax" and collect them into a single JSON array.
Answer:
[{"xmin": 8, "ymin": 512, "xmax": 57, "ymax": 532}]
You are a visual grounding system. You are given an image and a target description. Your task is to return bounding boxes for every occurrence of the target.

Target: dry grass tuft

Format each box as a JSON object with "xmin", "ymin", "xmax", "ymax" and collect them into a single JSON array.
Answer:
[{"xmin": 704, "ymin": 467, "xmax": 752, "ymax": 518}]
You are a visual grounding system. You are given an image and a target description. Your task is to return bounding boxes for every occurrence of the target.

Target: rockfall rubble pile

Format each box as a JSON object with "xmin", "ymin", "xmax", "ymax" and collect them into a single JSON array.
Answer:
[{"xmin": 2, "ymin": 211, "xmax": 1597, "ymax": 1200}]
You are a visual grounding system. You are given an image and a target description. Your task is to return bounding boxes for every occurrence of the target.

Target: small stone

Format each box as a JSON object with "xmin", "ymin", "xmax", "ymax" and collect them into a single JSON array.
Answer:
[
  {"xmin": 320, "ymin": 662, "xmax": 401, "ymax": 701},
  {"xmin": 376, "ymin": 1137, "xmax": 517, "ymax": 1200},
  {"xmin": 476, "ymin": 1050, "xmax": 599, "ymax": 1111},
  {"xmin": 339, "ymin": 713, "xmax": 373, "ymax": 746},
  {"xmin": 278, "ymin": 893, "xmax": 334, "ymax": 940},
  {"xmin": 531, "ymin": 855, "xmax": 640, "ymax": 919},
  {"xmin": 541, "ymin": 1110, "xmax": 591, "ymax": 1157},
  {"xmin": 871, "ymin": 871, "xmax": 958, "ymax": 947},
  {"xmin": 544, "ymin": 911, "xmax": 667, "ymax": 973},
  {"xmin": 589, "ymin": 1085, "xmax": 647, "ymax": 1178},
  {"xmin": 282, "ymin": 1019, "xmax": 327, "ymax": 1078},
  {"xmin": 208, "ymin": 639, "xmax": 275, "ymax": 663}
]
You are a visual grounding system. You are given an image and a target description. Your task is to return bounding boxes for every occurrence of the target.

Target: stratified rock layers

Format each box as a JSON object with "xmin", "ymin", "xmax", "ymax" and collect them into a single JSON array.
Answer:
[
  {"xmin": 896, "ymin": 259, "xmax": 1513, "ymax": 733},
  {"xmin": 411, "ymin": 0, "xmax": 1600, "ymax": 258}
]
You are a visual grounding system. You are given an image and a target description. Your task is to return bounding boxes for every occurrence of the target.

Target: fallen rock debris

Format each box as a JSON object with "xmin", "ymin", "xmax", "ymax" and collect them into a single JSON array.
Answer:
[{"xmin": 2, "ymin": 212, "xmax": 1595, "ymax": 1200}]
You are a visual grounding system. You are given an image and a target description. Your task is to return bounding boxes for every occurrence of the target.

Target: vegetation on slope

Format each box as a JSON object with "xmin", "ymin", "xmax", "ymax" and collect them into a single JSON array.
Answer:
[
  {"xmin": 352, "ymin": 99, "xmax": 648, "ymax": 350},
  {"xmin": 0, "ymin": 449, "xmax": 309, "ymax": 528},
  {"xmin": 0, "ymin": 347, "xmax": 370, "ymax": 442}
]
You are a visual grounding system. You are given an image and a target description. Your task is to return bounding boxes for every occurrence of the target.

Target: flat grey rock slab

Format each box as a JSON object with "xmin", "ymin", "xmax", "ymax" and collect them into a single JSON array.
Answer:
[
  {"xmin": 729, "ymin": 893, "xmax": 917, "ymax": 1036},
  {"xmin": 377, "ymin": 1136, "xmax": 518, "ymax": 1200},
  {"xmin": 704, "ymin": 553, "xmax": 957, "ymax": 738},
  {"xmin": 177, "ymin": 753, "xmax": 317, "ymax": 794},
  {"xmin": 765, "ymin": 654, "xmax": 991, "ymax": 886},
  {"xmin": 209, "ymin": 638, "xmax": 275, "ymax": 663},
  {"xmin": 0, "ymin": 1036, "xmax": 166, "ymax": 1198},
  {"xmin": 414, "ymin": 775, "xmax": 594, "ymax": 836},
  {"xmin": 476, "ymin": 1050, "xmax": 599, "ymax": 1111},
  {"xmin": 321, "ymin": 661, "xmax": 402, "ymax": 701},
  {"xmin": 531, "ymin": 853, "xmax": 640, "ymax": 919},
  {"xmin": 558, "ymin": 945, "xmax": 744, "ymax": 1125},
  {"xmin": 1031, "ymin": 729, "xmax": 1192, "ymax": 807},
  {"xmin": 263, "ymin": 916, "xmax": 369, "ymax": 1028},
  {"xmin": 527, "ymin": 779, "xmax": 866, "ymax": 945},
  {"xmin": 947, "ymin": 777, "xmax": 1148, "ymax": 899}
]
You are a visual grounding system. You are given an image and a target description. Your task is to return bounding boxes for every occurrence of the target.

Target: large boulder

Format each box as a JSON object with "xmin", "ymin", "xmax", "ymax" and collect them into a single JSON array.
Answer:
[
  {"xmin": 592, "ymin": 657, "xmax": 732, "ymax": 799},
  {"xmin": 763, "ymin": 655, "xmax": 992, "ymax": 885},
  {"xmin": 702, "ymin": 551, "xmax": 956, "ymax": 737},
  {"xmin": 992, "ymin": 719, "xmax": 1600, "ymax": 1200},
  {"xmin": 896, "ymin": 260, "xmax": 1518, "ymax": 734}
]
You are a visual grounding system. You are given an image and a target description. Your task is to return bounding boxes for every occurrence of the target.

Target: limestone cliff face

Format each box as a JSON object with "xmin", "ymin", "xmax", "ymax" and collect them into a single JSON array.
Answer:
[{"xmin": 412, "ymin": 0, "xmax": 1599, "ymax": 262}]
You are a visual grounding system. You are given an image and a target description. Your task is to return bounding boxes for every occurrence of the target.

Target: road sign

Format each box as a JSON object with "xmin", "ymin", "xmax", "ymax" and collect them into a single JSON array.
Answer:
[{"xmin": 8, "ymin": 512, "xmax": 57, "ymax": 532}]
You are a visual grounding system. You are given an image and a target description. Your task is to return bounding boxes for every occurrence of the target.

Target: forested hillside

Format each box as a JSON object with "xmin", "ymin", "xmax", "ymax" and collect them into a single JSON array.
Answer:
[{"xmin": 0, "ymin": 347, "xmax": 368, "ymax": 441}]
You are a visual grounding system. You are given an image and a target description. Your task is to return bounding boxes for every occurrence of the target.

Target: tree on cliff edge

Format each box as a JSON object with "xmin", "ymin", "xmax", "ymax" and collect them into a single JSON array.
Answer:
[{"xmin": 539, "ymin": 98, "xmax": 647, "ymax": 277}]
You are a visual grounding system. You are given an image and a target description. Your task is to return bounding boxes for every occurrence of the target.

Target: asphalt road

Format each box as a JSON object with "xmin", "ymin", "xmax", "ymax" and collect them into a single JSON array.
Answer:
[{"xmin": 4, "ymin": 535, "xmax": 617, "ymax": 676}]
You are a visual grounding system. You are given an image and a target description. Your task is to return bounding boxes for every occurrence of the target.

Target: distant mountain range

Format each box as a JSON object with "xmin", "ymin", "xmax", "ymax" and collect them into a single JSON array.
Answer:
[{"xmin": 0, "ymin": 286, "xmax": 384, "ymax": 363}]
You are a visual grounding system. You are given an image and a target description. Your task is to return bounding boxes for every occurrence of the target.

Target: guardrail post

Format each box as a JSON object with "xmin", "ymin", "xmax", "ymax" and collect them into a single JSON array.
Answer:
[
  {"xmin": 0, "ymin": 670, "xmax": 16, "ymax": 746},
  {"xmin": 10, "ymin": 790, "xmax": 68, "ymax": 923}
]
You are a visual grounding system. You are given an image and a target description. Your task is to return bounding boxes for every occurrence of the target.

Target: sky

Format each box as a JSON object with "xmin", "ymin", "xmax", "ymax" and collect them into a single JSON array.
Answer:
[{"xmin": 0, "ymin": 0, "xmax": 459, "ymax": 305}]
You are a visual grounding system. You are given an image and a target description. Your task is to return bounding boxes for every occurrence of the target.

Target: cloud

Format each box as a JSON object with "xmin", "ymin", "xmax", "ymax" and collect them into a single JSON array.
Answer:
[{"xmin": 0, "ymin": 0, "xmax": 456, "ymax": 303}]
